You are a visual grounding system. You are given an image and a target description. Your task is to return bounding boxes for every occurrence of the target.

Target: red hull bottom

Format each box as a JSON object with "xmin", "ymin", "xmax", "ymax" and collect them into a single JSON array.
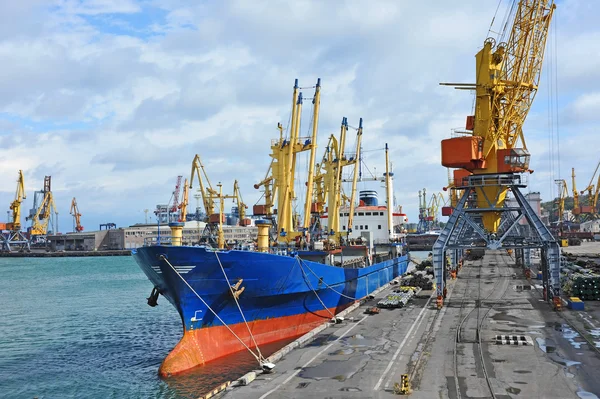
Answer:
[{"xmin": 159, "ymin": 306, "xmax": 348, "ymax": 376}]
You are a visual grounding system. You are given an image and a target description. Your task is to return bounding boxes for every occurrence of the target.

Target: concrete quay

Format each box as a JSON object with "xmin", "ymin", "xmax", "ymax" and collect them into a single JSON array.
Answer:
[{"xmin": 220, "ymin": 251, "xmax": 600, "ymax": 399}]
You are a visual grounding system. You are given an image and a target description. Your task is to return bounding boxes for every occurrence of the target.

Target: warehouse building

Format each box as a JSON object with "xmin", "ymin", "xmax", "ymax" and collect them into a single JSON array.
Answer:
[{"xmin": 47, "ymin": 221, "xmax": 259, "ymax": 251}]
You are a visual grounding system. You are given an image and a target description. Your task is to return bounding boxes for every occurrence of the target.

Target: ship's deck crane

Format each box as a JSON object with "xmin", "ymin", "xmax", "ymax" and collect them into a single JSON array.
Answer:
[
  {"xmin": 170, "ymin": 175, "xmax": 183, "ymax": 217},
  {"xmin": 435, "ymin": 0, "xmax": 558, "ymax": 308},
  {"xmin": 2, "ymin": 170, "xmax": 30, "ymax": 252},
  {"xmin": 70, "ymin": 197, "xmax": 83, "ymax": 232},
  {"xmin": 27, "ymin": 176, "xmax": 58, "ymax": 237},
  {"xmin": 254, "ymin": 79, "xmax": 321, "ymax": 244}
]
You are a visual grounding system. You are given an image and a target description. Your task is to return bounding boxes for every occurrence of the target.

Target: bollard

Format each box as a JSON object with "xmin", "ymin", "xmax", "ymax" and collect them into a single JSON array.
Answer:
[{"xmin": 394, "ymin": 374, "xmax": 410, "ymax": 395}]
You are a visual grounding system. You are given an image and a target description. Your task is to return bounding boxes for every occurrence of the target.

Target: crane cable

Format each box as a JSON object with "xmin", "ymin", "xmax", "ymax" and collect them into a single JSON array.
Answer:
[{"xmin": 159, "ymin": 254, "xmax": 266, "ymax": 366}]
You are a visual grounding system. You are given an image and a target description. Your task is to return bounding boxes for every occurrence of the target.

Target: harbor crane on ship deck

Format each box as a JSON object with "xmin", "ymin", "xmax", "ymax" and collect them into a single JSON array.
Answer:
[
  {"xmin": 1, "ymin": 170, "xmax": 30, "ymax": 252},
  {"xmin": 70, "ymin": 197, "xmax": 83, "ymax": 232},
  {"xmin": 435, "ymin": 0, "xmax": 558, "ymax": 308}
]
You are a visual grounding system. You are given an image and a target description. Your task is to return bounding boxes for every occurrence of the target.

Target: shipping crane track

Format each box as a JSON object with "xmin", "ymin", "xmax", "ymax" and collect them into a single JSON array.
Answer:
[{"xmin": 453, "ymin": 253, "xmax": 512, "ymax": 399}]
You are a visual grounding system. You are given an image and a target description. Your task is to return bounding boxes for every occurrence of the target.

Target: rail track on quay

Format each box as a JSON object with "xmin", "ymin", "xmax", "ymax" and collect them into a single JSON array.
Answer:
[{"xmin": 453, "ymin": 252, "xmax": 513, "ymax": 399}]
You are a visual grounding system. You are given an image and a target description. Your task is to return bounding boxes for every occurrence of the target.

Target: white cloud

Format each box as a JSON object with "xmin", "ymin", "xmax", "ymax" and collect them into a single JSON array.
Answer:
[{"xmin": 0, "ymin": 0, "xmax": 597, "ymax": 229}]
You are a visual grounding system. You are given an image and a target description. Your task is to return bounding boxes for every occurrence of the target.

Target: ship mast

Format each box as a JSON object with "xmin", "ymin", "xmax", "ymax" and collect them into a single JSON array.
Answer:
[
  {"xmin": 302, "ymin": 79, "xmax": 321, "ymax": 229},
  {"xmin": 384, "ymin": 143, "xmax": 394, "ymax": 239}
]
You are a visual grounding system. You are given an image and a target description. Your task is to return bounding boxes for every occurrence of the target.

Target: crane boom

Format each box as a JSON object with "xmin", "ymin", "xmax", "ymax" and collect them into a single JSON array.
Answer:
[
  {"xmin": 441, "ymin": 0, "xmax": 555, "ymax": 232},
  {"xmin": 190, "ymin": 154, "xmax": 218, "ymax": 220},
  {"xmin": 70, "ymin": 197, "xmax": 83, "ymax": 232},
  {"xmin": 9, "ymin": 170, "xmax": 26, "ymax": 231},
  {"xmin": 29, "ymin": 176, "xmax": 58, "ymax": 236},
  {"xmin": 171, "ymin": 175, "xmax": 183, "ymax": 213},
  {"xmin": 233, "ymin": 180, "xmax": 247, "ymax": 224},
  {"xmin": 178, "ymin": 178, "xmax": 189, "ymax": 223}
]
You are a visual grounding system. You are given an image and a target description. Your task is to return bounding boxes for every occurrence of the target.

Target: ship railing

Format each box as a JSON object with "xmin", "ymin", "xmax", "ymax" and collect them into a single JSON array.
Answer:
[{"xmin": 143, "ymin": 236, "xmax": 174, "ymax": 246}]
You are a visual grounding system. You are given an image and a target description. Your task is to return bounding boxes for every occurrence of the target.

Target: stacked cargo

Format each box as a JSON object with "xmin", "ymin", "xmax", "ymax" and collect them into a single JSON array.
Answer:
[
  {"xmin": 401, "ymin": 270, "xmax": 434, "ymax": 290},
  {"xmin": 561, "ymin": 263, "xmax": 600, "ymax": 301},
  {"xmin": 377, "ymin": 287, "xmax": 419, "ymax": 309}
]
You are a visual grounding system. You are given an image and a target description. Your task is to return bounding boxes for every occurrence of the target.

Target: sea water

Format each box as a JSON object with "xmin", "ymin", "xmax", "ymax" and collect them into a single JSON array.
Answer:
[{"xmin": 0, "ymin": 256, "xmax": 280, "ymax": 399}]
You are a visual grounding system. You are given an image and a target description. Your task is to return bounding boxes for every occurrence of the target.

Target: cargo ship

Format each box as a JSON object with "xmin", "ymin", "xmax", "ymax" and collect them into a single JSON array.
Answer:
[{"xmin": 133, "ymin": 79, "xmax": 409, "ymax": 376}]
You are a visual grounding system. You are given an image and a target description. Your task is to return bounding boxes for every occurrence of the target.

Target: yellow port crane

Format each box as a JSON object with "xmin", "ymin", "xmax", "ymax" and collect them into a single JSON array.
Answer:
[
  {"xmin": 233, "ymin": 180, "xmax": 248, "ymax": 224},
  {"xmin": 179, "ymin": 178, "xmax": 189, "ymax": 223},
  {"xmin": 317, "ymin": 117, "xmax": 362, "ymax": 243},
  {"xmin": 2, "ymin": 170, "xmax": 30, "ymax": 252},
  {"xmin": 435, "ymin": 0, "xmax": 557, "ymax": 309},
  {"xmin": 27, "ymin": 176, "xmax": 58, "ymax": 236},
  {"xmin": 441, "ymin": 0, "xmax": 555, "ymax": 233},
  {"xmin": 70, "ymin": 197, "xmax": 83, "ymax": 232},
  {"xmin": 8, "ymin": 170, "xmax": 26, "ymax": 232},
  {"xmin": 580, "ymin": 159, "xmax": 600, "ymax": 220},
  {"xmin": 427, "ymin": 192, "xmax": 445, "ymax": 227},
  {"xmin": 555, "ymin": 179, "xmax": 569, "ymax": 225},
  {"xmin": 254, "ymin": 79, "xmax": 321, "ymax": 243},
  {"xmin": 190, "ymin": 154, "xmax": 218, "ymax": 221}
]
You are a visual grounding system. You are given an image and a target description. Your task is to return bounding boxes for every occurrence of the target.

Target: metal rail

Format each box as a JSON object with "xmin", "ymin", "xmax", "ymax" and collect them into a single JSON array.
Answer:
[{"xmin": 453, "ymin": 253, "xmax": 512, "ymax": 399}]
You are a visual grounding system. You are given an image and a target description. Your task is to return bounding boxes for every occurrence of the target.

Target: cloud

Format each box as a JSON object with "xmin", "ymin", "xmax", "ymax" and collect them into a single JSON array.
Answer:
[{"xmin": 0, "ymin": 0, "xmax": 597, "ymax": 230}]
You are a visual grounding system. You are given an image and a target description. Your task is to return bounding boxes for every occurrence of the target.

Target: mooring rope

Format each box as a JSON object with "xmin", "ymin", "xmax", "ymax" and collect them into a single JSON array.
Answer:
[
  {"xmin": 214, "ymin": 251, "xmax": 264, "ymax": 361},
  {"xmin": 159, "ymin": 255, "xmax": 263, "ymax": 365},
  {"xmin": 295, "ymin": 255, "xmax": 358, "ymax": 301},
  {"xmin": 295, "ymin": 256, "xmax": 336, "ymax": 319}
]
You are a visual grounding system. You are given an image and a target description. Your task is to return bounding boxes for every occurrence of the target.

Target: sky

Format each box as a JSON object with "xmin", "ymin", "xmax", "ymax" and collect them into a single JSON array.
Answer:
[{"xmin": 0, "ymin": 0, "xmax": 598, "ymax": 232}]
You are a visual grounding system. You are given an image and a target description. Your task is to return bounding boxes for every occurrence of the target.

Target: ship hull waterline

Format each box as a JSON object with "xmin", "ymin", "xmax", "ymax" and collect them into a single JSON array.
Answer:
[{"xmin": 133, "ymin": 245, "xmax": 408, "ymax": 376}]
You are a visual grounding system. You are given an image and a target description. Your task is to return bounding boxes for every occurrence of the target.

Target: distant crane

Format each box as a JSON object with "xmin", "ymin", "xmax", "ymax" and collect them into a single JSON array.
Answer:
[
  {"xmin": 233, "ymin": 180, "xmax": 248, "ymax": 224},
  {"xmin": 580, "ymin": 159, "xmax": 600, "ymax": 221},
  {"xmin": 70, "ymin": 197, "xmax": 83, "ymax": 232},
  {"xmin": 9, "ymin": 170, "xmax": 26, "ymax": 232},
  {"xmin": 170, "ymin": 175, "xmax": 183, "ymax": 216},
  {"xmin": 190, "ymin": 154, "xmax": 218, "ymax": 221},
  {"xmin": 27, "ymin": 176, "xmax": 58, "ymax": 238},
  {"xmin": 143, "ymin": 209, "xmax": 149, "ymax": 224},
  {"xmin": 2, "ymin": 170, "xmax": 30, "ymax": 252}
]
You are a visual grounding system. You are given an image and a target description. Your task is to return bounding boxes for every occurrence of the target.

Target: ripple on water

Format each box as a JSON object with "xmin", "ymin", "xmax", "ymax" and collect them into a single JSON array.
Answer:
[{"xmin": 0, "ymin": 257, "xmax": 293, "ymax": 399}]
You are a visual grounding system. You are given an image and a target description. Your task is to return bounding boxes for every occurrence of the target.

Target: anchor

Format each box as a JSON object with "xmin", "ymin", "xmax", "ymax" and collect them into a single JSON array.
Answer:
[
  {"xmin": 230, "ymin": 278, "xmax": 245, "ymax": 300},
  {"xmin": 147, "ymin": 287, "xmax": 160, "ymax": 307}
]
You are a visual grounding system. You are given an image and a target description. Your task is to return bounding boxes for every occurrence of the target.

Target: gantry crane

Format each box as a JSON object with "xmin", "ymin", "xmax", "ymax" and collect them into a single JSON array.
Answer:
[
  {"xmin": 70, "ymin": 197, "xmax": 83, "ymax": 232},
  {"xmin": 435, "ymin": 0, "xmax": 558, "ymax": 308},
  {"xmin": 2, "ymin": 170, "xmax": 30, "ymax": 252},
  {"xmin": 27, "ymin": 176, "xmax": 58, "ymax": 238}
]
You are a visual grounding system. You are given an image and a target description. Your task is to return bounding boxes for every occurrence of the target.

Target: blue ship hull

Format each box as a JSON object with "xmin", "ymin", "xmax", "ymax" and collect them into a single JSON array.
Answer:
[{"xmin": 133, "ymin": 245, "xmax": 408, "ymax": 375}]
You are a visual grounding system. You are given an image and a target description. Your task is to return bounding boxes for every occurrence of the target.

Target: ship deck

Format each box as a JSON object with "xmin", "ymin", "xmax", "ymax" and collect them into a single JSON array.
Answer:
[{"xmin": 219, "ymin": 248, "xmax": 600, "ymax": 399}]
